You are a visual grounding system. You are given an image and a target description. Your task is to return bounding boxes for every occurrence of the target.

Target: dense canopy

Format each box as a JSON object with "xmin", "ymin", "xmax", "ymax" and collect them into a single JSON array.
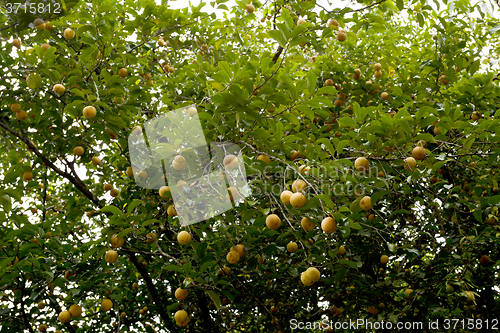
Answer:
[{"xmin": 1, "ymin": 0, "xmax": 500, "ymax": 332}]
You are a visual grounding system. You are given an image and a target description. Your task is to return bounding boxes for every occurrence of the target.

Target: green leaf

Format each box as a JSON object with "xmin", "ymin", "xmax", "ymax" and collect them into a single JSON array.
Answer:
[
  {"xmin": 117, "ymin": 227, "xmax": 134, "ymax": 240},
  {"xmin": 380, "ymin": 114, "xmax": 394, "ymax": 130},
  {"xmin": 196, "ymin": 242, "xmax": 208, "ymax": 259},
  {"xmin": 469, "ymin": 60, "xmax": 480, "ymax": 75},
  {"xmin": 82, "ymin": 246, "xmax": 100, "ymax": 263},
  {"xmin": 290, "ymin": 36, "xmax": 309, "ymax": 47},
  {"xmin": 350, "ymin": 196, "xmax": 362, "ymax": 214},
  {"xmin": 415, "ymin": 132, "xmax": 436, "ymax": 143},
  {"xmin": 473, "ymin": 210, "xmax": 482, "ymax": 223},
  {"xmin": 339, "ymin": 206, "xmax": 351, "ymax": 213},
  {"xmin": 335, "ymin": 159, "xmax": 354, "ymax": 167},
  {"xmin": 142, "ymin": 219, "xmax": 160, "ymax": 227},
  {"xmin": 316, "ymin": 86, "xmax": 337, "ymax": 95},
  {"xmin": 416, "ymin": 13, "xmax": 424, "ymax": 27},
  {"xmin": 336, "ymin": 140, "xmax": 349, "ymax": 155},
  {"xmin": 0, "ymin": 194, "xmax": 11, "ymax": 213},
  {"xmin": 314, "ymin": 194, "xmax": 336, "ymax": 209},
  {"xmin": 96, "ymin": 4, "xmax": 114, "ymax": 13},
  {"xmin": 1, "ymin": 189, "xmax": 21, "ymax": 201},
  {"xmin": 341, "ymin": 226, "xmax": 351, "ymax": 238},
  {"xmin": 76, "ymin": 25, "xmax": 95, "ymax": 39},
  {"xmin": 28, "ymin": 257, "xmax": 40, "ymax": 269},
  {"xmin": 217, "ymin": 61, "xmax": 232, "ymax": 77},
  {"xmin": 267, "ymin": 30, "xmax": 287, "ymax": 48},
  {"xmin": 338, "ymin": 117, "xmax": 356, "ymax": 128},
  {"xmin": 488, "ymin": 196, "xmax": 500, "ymax": 204},
  {"xmin": 419, "ymin": 116, "xmax": 438, "ymax": 128},
  {"xmin": 291, "ymin": 24, "xmax": 308, "ymax": 38},
  {"xmin": 306, "ymin": 70, "xmax": 316, "ymax": 93},
  {"xmin": 164, "ymin": 265, "xmax": 184, "ymax": 273},
  {"xmin": 100, "ymin": 205, "xmax": 123, "ymax": 216},
  {"xmin": 432, "ymin": 161, "xmax": 445, "ymax": 171},
  {"xmin": 206, "ymin": 290, "xmax": 221, "ymax": 311},
  {"xmin": 296, "ymin": 105, "xmax": 314, "ymax": 121},
  {"xmin": 490, "ymin": 25, "xmax": 500, "ymax": 34},
  {"xmin": 388, "ymin": 243, "xmax": 397, "ymax": 253},
  {"xmin": 443, "ymin": 101, "xmax": 451, "ymax": 116},
  {"xmin": 281, "ymin": 75, "xmax": 296, "ymax": 100},
  {"xmin": 126, "ymin": 199, "xmax": 142, "ymax": 214},
  {"xmin": 26, "ymin": 73, "xmax": 42, "ymax": 89},
  {"xmin": 463, "ymin": 136, "xmax": 475, "ymax": 150},
  {"xmin": 334, "ymin": 267, "xmax": 347, "ymax": 281},
  {"xmin": 396, "ymin": 0, "xmax": 404, "ymax": 10},
  {"xmin": 69, "ymin": 88, "xmax": 85, "ymax": 98},
  {"xmin": 280, "ymin": 7, "xmax": 294, "ymax": 31},
  {"xmin": 415, "ymin": 106, "xmax": 436, "ymax": 121},
  {"xmin": 337, "ymin": 259, "xmax": 358, "ymax": 269},
  {"xmin": 353, "ymin": 102, "xmax": 362, "ymax": 119},
  {"xmin": 201, "ymin": 260, "xmax": 216, "ymax": 272},
  {"xmin": 105, "ymin": 114, "xmax": 127, "ymax": 129},
  {"xmin": 3, "ymin": 172, "xmax": 18, "ymax": 184},
  {"xmin": 350, "ymin": 222, "xmax": 362, "ymax": 230},
  {"xmin": 64, "ymin": 100, "xmax": 86, "ymax": 118},
  {"xmin": 182, "ymin": 263, "xmax": 192, "ymax": 274},
  {"xmin": 316, "ymin": 138, "xmax": 336, "ymax": 157},
  {"xmin": 371, "ymin": 190, "xmax": 392, "ymax": 204},
  {"xmin": 19, "ymin": 242, "xmax": 38, "ymax": 253},
  {"xmin": 397, "ymin": 119, "xmax": 412, "ymax": 137}
]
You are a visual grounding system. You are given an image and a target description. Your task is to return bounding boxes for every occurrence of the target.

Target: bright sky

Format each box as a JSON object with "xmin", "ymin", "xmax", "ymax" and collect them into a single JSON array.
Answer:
[{"xmin": 164, "ymin": 0, "xmax": 499, "ymax": 18}]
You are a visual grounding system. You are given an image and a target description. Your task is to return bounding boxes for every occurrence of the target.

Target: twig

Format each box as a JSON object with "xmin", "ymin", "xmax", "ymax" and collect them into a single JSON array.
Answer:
[
  {"xmin": 154, "ymin": 240, "xmax": 181, "ymax": 265},
  {"xmin": 0, "ymin": 121, "xmax": 101, "ymax": 207},
  {"xmin": 316, "ymin": 0, "xmax": 387, "ymax": 14},
  {"xmin": 130, "ymin": 14, "xmax": 212, "ymax": 52},
  {"xmin": 18, "ymin": 278, "xmax": 35, "ymax": 333},
  {"xmin": 122, "ymin": 250, "xmax": 177, "ymax": 331},
  {"xmin": 272, "ymin": 46, "xmax": 283, "ymax": 63},
  {"xmin": 266, "ymin": 192, "xmax": 296, "ymax": 231},
  {"xmin": 0, "ymin": 23, "xmax": 18, "ymax": 32},
  {"xmin": 254, "ymin": 44, "xmax": 289, "ymax": 96}
]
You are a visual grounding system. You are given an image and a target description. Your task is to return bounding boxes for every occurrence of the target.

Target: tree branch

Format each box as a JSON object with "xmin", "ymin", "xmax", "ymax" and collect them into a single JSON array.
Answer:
[
  {"xmin": 0, "ymin": 121, "xmax": 102, "ymax": 208},
  {"xmin": 0, "ymin": 22, "xmax": 18, "ymax": 32},
  {"xmin": 196, "ymin": 289, "xmax": 213, "ymax": 332},
  {"xmin": 122, "ymin": 250, "xmax": 176, "ymax": 331},
  {"xmin": 130, "ymin": 14, "xmax": 212, "ymax": 52},
  {"xmin": 272, "ymin": 46, "xmax": 283, "ymax": 63},
  {"xmin": 317, "ymin": 0, "xmax": 387, "ymax": 14},
  {"xmin": 18, "ymin": 283, "xmax": 35, "ymax": 333},
  {"xmin": 46, "ymin": 292, "xmax": 77, "ymax": 333}
]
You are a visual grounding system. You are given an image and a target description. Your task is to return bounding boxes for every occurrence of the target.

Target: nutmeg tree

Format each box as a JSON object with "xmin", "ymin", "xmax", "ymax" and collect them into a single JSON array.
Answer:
[{"xmin": 1, "ymin": 0, "xmax": 500, "ymax": 332}]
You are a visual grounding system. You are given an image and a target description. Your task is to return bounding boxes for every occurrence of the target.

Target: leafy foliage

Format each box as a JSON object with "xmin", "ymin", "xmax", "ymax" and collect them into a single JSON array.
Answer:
[{"xmin": 0, "ymin": 0, "xmax": 500, "ymax": 332}]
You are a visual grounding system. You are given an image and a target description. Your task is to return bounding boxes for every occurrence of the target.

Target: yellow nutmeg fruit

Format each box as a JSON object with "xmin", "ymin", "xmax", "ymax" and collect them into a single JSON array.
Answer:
[
  {"xmin": 101, "ymin": 299, "xmax": 113, "ymax": 312},
  {"xmin": 58, "ymin": 310, "xmax": 71, "ymax": 323}
]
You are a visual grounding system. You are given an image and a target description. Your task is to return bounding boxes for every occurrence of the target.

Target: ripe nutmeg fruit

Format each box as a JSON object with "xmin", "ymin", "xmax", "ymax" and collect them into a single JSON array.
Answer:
[{"xmin": 337, "ymin": 30, "xmax": 346, "ymax": 42}]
